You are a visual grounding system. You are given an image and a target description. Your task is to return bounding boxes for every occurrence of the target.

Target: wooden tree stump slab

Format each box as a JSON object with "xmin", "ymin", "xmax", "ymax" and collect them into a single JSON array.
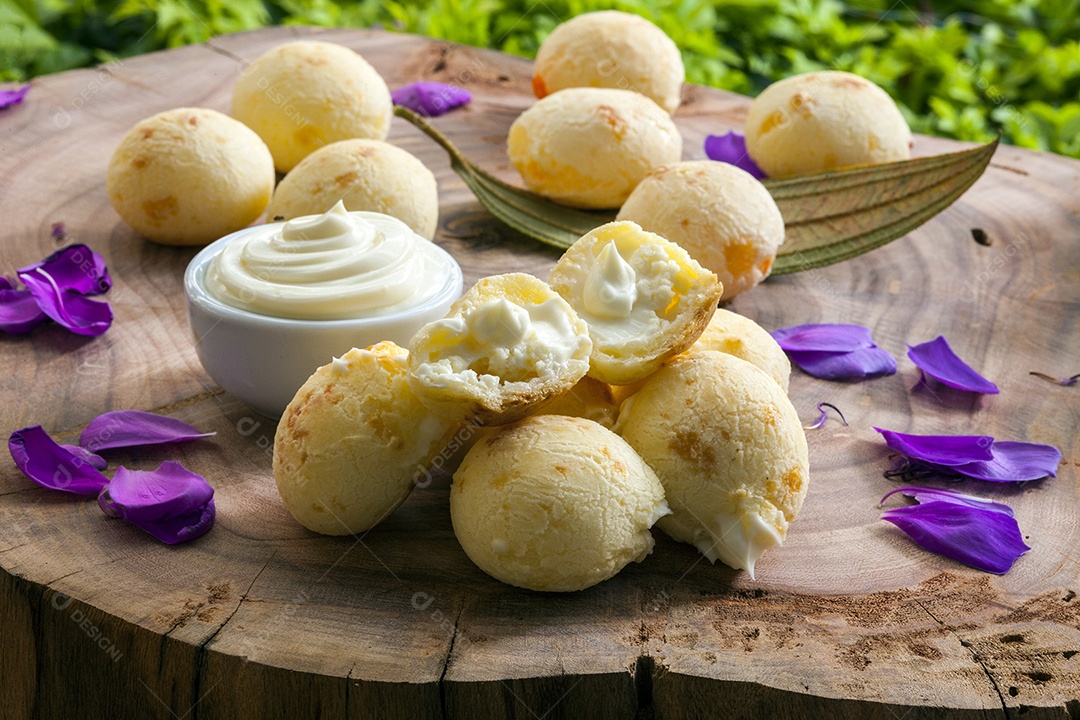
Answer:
[{"xmin": 1, "ymin": 26, "xmax": 1078, "ymax": 720}]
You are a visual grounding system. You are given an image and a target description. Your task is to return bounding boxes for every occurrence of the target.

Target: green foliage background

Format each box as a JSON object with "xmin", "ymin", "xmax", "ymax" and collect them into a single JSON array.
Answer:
[{"xmin": 3, "ymin": 0, "xmax": 1079, "ymax": 158}]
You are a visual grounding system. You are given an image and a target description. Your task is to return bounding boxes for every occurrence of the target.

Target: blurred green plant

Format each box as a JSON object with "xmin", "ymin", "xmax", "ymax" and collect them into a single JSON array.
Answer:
[{"xmin": 2, "ymin": 0, "xmax": 1078, "ymax": 159}]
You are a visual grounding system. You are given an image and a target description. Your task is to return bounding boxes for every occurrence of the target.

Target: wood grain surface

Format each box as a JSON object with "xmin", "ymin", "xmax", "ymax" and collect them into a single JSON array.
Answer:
[{"xmin": 1, "ymin": 26, "xmax": 1078, "ymax": 720}]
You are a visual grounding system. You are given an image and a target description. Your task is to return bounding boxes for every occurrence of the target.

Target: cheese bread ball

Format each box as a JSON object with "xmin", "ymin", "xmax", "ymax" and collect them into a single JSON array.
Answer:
[
  {"xmin": 106, "ymin": 107, "xmax": 274, "ymax": 246},
  {"xmin": 610, "ymin": 310, "xmax": 789, "ymax": 403},
  {"xmin": 615, "ymin": 351, "xmax": 809, "ymax": 578},
  {"xmin": 532, "ymin": 11, "xmax": 684, "ymax": 114},
  {"xmin": 446, "ymin": 375, "xmax": 622, "ymax": 471},
  {"xmin": 267, "ymin": 139, "xmax": 439, "ymax": 238},
  {"xmin": 274, "ymin": 342, "xmax": 459, "ymax": 535},
  {"xmin": 682, "ymin": 308, "xmax": 790, "ymax": 392},
  {"xmin": 451, "ymin": 415, "xmax": 669, "ymax": 591},
  {"xmin": 232, "ymin": 41, "xmax": 392, "ymax": 173},
  {"xmin": 617, "ymin": 161, "xmax": 784, "ymax": 300},
  {"xmin": 745, "ymin": 71, "xmax": 912, "ymax": 178},
  {"xmin": 549, "ymin": 221, "xmax": 722, "ymax": 385},
  {"xmin": 507, "ymin": 88, "xmax": 681, "ymax": 209},
  {"xmin": 408, "ymin": 273, "xmax": 592, "ymax": 426}
]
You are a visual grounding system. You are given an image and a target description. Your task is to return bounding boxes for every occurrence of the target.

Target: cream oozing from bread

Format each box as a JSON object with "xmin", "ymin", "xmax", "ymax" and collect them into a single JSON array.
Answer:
[{"xmin": 412, "ymin": 296, "xmax": 590, "ymax": 393}]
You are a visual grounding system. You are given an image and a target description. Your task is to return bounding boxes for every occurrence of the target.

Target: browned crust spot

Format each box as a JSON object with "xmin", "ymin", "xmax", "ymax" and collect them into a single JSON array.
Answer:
[
  {"xmin": 141, "ymin": 196, "xmax": 179, "ymax": 225},
  {"xmin": 669, "ymin": 429, "xmax": 715, "ymax": 468}
]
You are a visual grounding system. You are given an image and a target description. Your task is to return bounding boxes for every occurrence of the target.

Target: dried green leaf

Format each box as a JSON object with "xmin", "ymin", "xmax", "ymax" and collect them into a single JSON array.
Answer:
[
  {"xmin": 767, "ymin": 138, "xmax": 998, "ymax": 274},
  {"xmin": 395, "ymin": 106, "xmax": 997, "ymax": 274}
]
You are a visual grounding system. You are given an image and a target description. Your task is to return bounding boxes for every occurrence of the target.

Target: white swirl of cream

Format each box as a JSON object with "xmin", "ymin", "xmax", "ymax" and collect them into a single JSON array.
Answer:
[{"xmin": 206, "ymin": 201, "xmax": 453, "ymax": 320}]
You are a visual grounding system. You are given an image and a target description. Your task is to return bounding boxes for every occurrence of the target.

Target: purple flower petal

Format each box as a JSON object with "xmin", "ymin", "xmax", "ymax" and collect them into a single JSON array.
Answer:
[
  {"xmin": 771, "ymin": 323, "xmax": 876, "ymax": 352},
  {"xmin": 8, "ymin": 425, "xmax": 110, "ymax": 495},
  {"xmin": 880, "ymin": 487, "xmax": 1029, "ymax": 574},
  {"xmin": 0, "ymin": 286, "xmax": 48, "ymax": 334},
  {"xmin": 17, "ymin": 244, "xmax": 111, "ymax": 296},
  {"xmin": 875, "ymin": 428, "xmax": 994, "ymax": 466},
  {"xmin": 880, "ymin": 485, "xmax": 1015, "ymax": 515},
  {"xmin": 787, "ymin": 346, "xmax": 897, "ymax": 381},
  {"xmin": 0, "ymin": 84, "xmax": 30, "ymax": 110},
  {"xmin": 98, "ymin": 462, "xmax": 215, "ymax": 544},
  {"xmin": 876, "ymin": 429, "xmax": 1060, "ymax": 484},
  {"xmin": 953, "ymin": 441, "xmax": 1061, "ymax": 483},
  {"xmin": 16, "ymin": 269, "xmax": 112, "ymax": 336},
  {"xmin": 391, "ymin": 82, "xmax": 471, "ymax": 117},
  {"xmin": 908, "ymin": 336, "xmax": 999, "ymax": 394},
  {"xmin": 704, "ymin": 132, "xmax": 767, "ymax": 179},
  {"xmin": 59, "ymin": 444, "xmax": 108, "ymax": 471},
  {"xmin": 79, "ymin": 410, "xmax": 216, "ymax": 452}
]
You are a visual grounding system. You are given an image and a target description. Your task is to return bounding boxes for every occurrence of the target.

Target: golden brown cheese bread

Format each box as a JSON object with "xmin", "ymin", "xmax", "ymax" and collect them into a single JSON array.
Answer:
[
  {"xmin": 231, "ymin": 41, "xmax": 392, "ymax": 172},
  {"xmin": 744, "ymin": 71, "xmax": 911, "ymax": 178},
  {"xmin": 615, "ymin": 351, "xmax": 809, "ymax": 578},
  {"xmin": 267, "ymin": 139, "xmax": 439, "ymax": 239},
  {"xmin": 617, "ymin": 161, "xmax": 785, "ymax": 300},
  {"xmin": 273, "ymin": 342, "xmax": 459, "ymax": 535},
  {"xmin": 507, "ymin": 88, "xmax": 681, "ymax": 209},
  {"xmin": 107, "ymin": 107, "xmax": 274, "ymax": 246},
  {"xmin": 451, "ymin": 415, "xmax": 669, "ymax": 592},
  {"xmin": 680, "ymin": 308, "xmax": 791, "ymax": 392},
  {"xmin": 532, "ymin": 10, "xmax": 684, "ymax": 114}
]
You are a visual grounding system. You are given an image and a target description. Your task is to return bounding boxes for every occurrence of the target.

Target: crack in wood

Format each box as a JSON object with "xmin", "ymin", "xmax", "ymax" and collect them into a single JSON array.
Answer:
[
  {"xmin": 184, "ymin": 551, "xmax": 274, "ymax": 719},
  {"xmin": 44, "ymin": 568, "xmax": 83, "ymax": 588},
  {"xmin": 0, "ymin": 486, "xmax": 43, "ymax": 498},
  {"xmin": 632, "ymin": 584, "xmax": 669, "ymax": 717},
  {"xmin": 193, "ymin": 551, "xmax": 275, "ymax": 650},
  {"xmin": 990, "ymin": 163, "xmax": 1030, "ymax": 177},
  {"xmin": 41, "ymin": 556, "xmax": 125, "ymax": 589},
  {"xmin": 634, "ymin": 655, "xmax": 656, "ymax": 720},
  {"xmin": 915, "ymin": 598, "xmax": 1010, "ymax": 719},
  {"xmin": 437, "ymin": 601, "xmax": 464, "ymax": 720},
  {"xmin": 0, "ymin": 541, "xmax": 31, "ymax": 555},
  {"xmin": 345, "ymin": 663, "xmax": 355, "ymax": 720},
  {"xmin": 202, "ymin": 40, "xmax": 247, "ymax": 65},
  {"xmin": 968, "ymin": 647, "xmax": 1012, "ymax": 720}
]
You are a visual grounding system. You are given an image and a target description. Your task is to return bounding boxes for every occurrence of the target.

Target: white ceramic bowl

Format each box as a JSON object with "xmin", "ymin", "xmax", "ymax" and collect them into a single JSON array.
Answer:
[{"xmin": 184, "ymin": 225, "xmax": 462, "ymax": 418}]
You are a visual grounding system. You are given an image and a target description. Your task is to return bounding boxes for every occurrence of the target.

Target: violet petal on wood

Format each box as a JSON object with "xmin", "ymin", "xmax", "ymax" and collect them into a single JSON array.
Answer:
[
  {"xmin": 771, "ymin": 323, "xmax": 876, "ymax": 352},
  {"xmin": 880, "ymin": 486, "xmax": 1029, "ymax": 574},
  {"xmin": 8, "ymin": 425, "xmax": 110, "ymax": 495},
  {"xmin": 952, "ymin": 441, "xmax": 1062, "ymax": 483},
  {"xmin": 16, "ymin": 269, "xmax": 112, "ymax": 336},
  {"xmin": 80, "ymin": 410, "xmax": 216, "ymax": 452},
  {"xmin": 98, "ymin": 462, "xmax": 215, "ymax": 544},
  {"xmin": 907, "ymin": 336, "xmax": 999, "ymax": 394},
  {"xmin": 0, "ymin": 84, "xmax": 30, "ymax": 110},
  {"xmin": 875, "ymin": 428, "xmax": 994, "ymax": 466},
  {"xmin": 17, "ymin": 244, "xmax": 111, "ymax": 296},
  {"xmin": 876, "ymin": 428, "xmax": 1060, "ymax": 483},
  {"xmin": 59, "ymin": 444, "xmax": 108, "ymax": 471},
  {"xmin": 786, "ymin": 346, "xmax": 897, "ymax": 381},
  {"xmin": 0, "ymin": 285, "xmax": 48, "ymax": 334}
]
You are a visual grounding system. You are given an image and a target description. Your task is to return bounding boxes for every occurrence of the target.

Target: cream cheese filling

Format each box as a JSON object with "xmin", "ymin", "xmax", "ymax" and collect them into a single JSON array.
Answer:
[{"xmin": 412, "ymin": 297, "xmax": 590, "ymax": 391}]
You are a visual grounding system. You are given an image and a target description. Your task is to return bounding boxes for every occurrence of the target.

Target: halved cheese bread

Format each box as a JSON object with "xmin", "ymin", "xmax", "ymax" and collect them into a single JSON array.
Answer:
[
  {"xmin": 408, "ymin": 273, "xmax": 593, "ymax": 425},
  {"xmin": 548, "ymin": 221, "xmax": 723, "ymax": 385}
]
